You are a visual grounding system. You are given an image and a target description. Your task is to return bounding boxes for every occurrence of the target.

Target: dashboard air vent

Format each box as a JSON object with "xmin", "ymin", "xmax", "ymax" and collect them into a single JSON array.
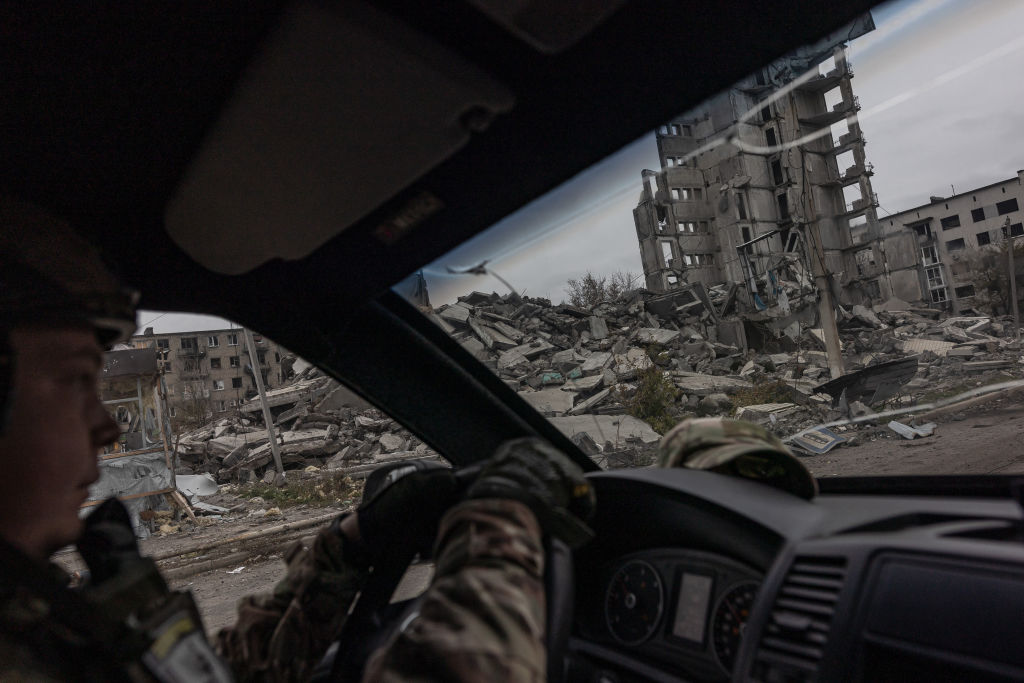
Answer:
[{"xmin": 751, "ymin": 556, "xmax": 847, "ymax": 682}]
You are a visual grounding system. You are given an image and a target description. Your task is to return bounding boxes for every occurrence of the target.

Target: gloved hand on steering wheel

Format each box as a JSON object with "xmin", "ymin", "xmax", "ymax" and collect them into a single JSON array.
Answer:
[
  {"xmin": 466, "ymin": 437, "xmax": 596, "ymax": 548},
  {"xmin": 339, "ymin": 461, "xmax": 461, "ymax": 567}
]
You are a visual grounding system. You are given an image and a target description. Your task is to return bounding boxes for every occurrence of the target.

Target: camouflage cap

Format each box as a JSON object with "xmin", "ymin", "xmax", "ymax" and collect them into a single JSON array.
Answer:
[{"xmin": 657, "ymin": 417, "xmax": 817, "ymax": 500}]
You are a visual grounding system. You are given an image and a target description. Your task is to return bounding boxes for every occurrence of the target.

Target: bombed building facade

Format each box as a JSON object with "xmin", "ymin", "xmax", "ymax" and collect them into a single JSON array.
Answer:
[
  {"xmin": 131, "ymin": 327, "xmax": 293, "ymax": 424},
  {"xmin": 634, "ymin": 14, "xmax": 924, "ymax": 319},
  {"xmin": 880, "ymin": 171, "xmax": 1024, "ymax": 313}
]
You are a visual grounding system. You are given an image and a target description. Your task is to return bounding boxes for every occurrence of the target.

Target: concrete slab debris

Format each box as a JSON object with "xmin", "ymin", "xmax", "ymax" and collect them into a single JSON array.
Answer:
[
  {"xmin": 673, "ymin": 374, "xmax": 752, "ymax": 396},
  {"xmin": 518, "ymin": 388, "xmax": 577, "ymax": 416},
  {"xmin": 568, "ymin": 387, "xmax": 612, "ymax": 415},
  {"xmin": 634, "ymin": 327, "xmax": 680, "ymax": 345},
  {"xmin": 901, "ymin": 338, "xmax": 956, "ymax": 356},
  {"xmin": 734, "ymin": 403, "xmax": 798, "ymax": 421},
  {"xmin": 887, "ymin": 421, "xmax": 936, "ymax": 440},
  {"xmin": 548, "ymin": 414, "xmax": 661, "ymax": 445},
  {"xmin": 790, "ymin": 427, "xmax": 848, "ymax": 454}
]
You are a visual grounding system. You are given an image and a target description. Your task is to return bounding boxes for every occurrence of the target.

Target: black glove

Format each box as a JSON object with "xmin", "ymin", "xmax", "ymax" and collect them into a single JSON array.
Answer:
[
  {"xmin": 353, "ymin": 461, "xmax": 460, "ymax": 563},
  {"xmin": 466, "ymin": 437, "xmax": 596, "ymax": 548},
  {"xmin": 77, "ymin": 497, "xmax": 144, "ymax": 584}
]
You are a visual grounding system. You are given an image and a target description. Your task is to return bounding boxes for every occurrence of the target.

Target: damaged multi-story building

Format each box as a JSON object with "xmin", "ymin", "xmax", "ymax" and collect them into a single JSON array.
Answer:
[
  {"xmin": 633, "ymin": 13, "xmax": 923, "ymax": 330},
  {"xmin": 880, "ymin": 171, "xmax": 1024, "ymax": 313},
  {"xmin": 130, "ymin": 327, "xmax": 294, "ymax": 425}
]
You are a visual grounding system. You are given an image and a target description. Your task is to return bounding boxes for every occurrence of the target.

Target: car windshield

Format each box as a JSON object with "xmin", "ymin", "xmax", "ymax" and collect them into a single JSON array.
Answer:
[{"xmin": 395, "ymin": 0, "xmax": 1024, "ymax": 477}]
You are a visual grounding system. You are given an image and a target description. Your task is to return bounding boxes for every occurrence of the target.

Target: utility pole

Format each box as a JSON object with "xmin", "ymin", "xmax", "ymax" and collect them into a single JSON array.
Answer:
[
  {"xmin": 806, "ymin": 220, "xmax": 845, "ymax": 378},
  {"xmin": 1005, "ymin": 217, "xmax": 1020, "ymax": 340},
  {"xmin": 244, "ymin": 328, "xmax": 284, "ymax": 474}
]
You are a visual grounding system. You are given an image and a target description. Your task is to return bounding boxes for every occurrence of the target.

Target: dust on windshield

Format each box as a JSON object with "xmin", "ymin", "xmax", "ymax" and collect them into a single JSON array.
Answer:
[{"xmin": 398, "ymin": 0, "xmax": 1024, "ymax": 478}]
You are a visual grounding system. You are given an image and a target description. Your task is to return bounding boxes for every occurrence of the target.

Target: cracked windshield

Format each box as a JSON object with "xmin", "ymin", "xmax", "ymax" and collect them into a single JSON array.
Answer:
[{"xmin": 398, "ymin": 0, "xmax": 1024, "ymax": 478}]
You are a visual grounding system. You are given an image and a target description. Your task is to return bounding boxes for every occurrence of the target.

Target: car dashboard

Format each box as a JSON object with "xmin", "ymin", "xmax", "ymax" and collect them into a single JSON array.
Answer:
[{"xmin": 567, "ymin": 468, "xmax": 1024, "ymax": 683}]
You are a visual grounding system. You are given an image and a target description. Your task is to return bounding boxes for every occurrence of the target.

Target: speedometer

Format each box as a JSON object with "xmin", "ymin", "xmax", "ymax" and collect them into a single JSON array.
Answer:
[
  {"xmin": 604, "ymin": 560, "xmax": 664, "ymax": 645},
  {"xmin": 711, "ymin": 581, "xmax": 759, "ymax": 673}
]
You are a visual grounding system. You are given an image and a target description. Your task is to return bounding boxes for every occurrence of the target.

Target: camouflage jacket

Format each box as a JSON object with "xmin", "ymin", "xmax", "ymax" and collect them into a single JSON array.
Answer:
[
  {"xmin": 0, "ymin": 541, "xmax": 136, "ymax": 683},
  {"xmin": 217, "ymin": 498, "xmax": 546, "ymax": 682}
]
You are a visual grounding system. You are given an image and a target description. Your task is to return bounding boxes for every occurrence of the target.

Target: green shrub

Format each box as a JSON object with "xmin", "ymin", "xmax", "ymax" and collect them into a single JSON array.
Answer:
[
  {"xmin": 238, "ymin": 471, "xmax": 364, "ymax": 509},
  {"xmin": 625, "ymin": 365, "xmax": 681, "ymax": 434}
]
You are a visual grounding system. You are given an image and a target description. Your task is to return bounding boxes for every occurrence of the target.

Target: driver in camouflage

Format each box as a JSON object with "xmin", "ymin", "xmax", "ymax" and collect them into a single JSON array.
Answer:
[
  {"xmin": 657, "ymin": 417, "xmax": 817, "ymax": 500},
  {"xmin": 0, "ymin": 198, "xmax": 596, "ymax": 682},
  {"xmin": 217, "ymin": 438, "xmax": 595, "ymax": 682}
]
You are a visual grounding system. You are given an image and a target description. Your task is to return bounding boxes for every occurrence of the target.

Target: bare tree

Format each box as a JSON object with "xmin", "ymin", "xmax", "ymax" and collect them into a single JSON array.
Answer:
[{"xmin": 565, "ymin": 270, "xmax": 640, "ymax": 309}]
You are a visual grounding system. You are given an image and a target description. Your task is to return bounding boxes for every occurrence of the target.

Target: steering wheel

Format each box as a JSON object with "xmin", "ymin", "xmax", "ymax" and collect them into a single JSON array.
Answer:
[{"xmin": 318, "ymin": 501, "xmax": 576, "ymax": 682}]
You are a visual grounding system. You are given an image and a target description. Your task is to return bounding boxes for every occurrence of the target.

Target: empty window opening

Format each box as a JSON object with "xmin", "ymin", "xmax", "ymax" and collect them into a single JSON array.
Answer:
[
  {"xmin": 755, "ymin": 70, "xmax": 766, "ymax": 86},
  {"xmin": 848, "ymin": 214, "xmax": 868, "ymax": 228},
  {"xmin": 210, "ymin": 357, "xmax": 221, "ymax": 369},
  {"xmin": 842, "ymin": 184, "xmax": 863, "ymax": 210},
  {"xmin": 777, "ymin": 193, "xmax": 790, "ymax": 221},
  {"xmin": 670, "ymin": 124, "xmax": 681, "ymax": 136},
  {"xmin": 232, "ymin": 377, "xmax": 243, "ymax": 389},
  {"xmin": 977, "ymin": 231, "xmax": 991, "ymax": 246},
  {"xmin": 660, "ymin": 241, "xmax": 675, "ymax": 268},
  {"xmin": 921, "ymin": 245, "xmax": 940, "ymax": 266},
  {"xmin": 765, "ymin": 127, "xmax": 777, "ymax": 148},
  {"xmin": 212, "ymin": 379, "xmax": 225, "ymax": 391},
  {"xmin": 830, "ymin": 119, "xmax": 849, "ymax": 147},
  {"xmin": 678, "ymin": 221, "xmax": 698, "ymax": 233},
  {"xmin": 824, "ymin": 86, "xmax": 844, "ymax": 112},
  {"xmin": 771, "ymin": 158, "xmax": 784, "ymax": 185},
  {"xmin": 940, "ymin": 215, "xmax": 961, "ymax": 229},
  {"xmin": 156, "ymin": 339, "xmax": 169, "ymax": 349},
  {"xmin": 946, "ymin": 238, "xmax": 965, "ymax": 251},
  {"xmin": 656, "ymin": 205, "xmax": 668, "ymax": 231},
  {"xmin": 818, "ymin": 55, "xmax": 836, "ymax": 75},
  {"xmin": 760, "ymin": 106, "xmax": 772, "ymax": 123},
  {"xmin": 971, "ymin": 208, "xmax": 986, "ymax": 222},
  {"xmin": 736, "ymin": 193, "xmax": 747, "ymax": 220},
  {"xmin": 784, "ymin": 231, "xmax": 800, "ymax": 252},
  {"xmin": 930, "ymin": 287, "xmax": 948, "ymax": 304},
  {"xmin": 836, "ymin": 150, "xmax": 856, "ymax": 175},
  {"xmin": 681, "ymin": 124, "xmax": 692, "ymax": 136},
  {"xmin": 954, "ymin": 285, "xmax": 976, "ymax": 298},
  {"xmin": 741, "ymin": 226, "xmax": 752, "ymax": 244},
  {"xmin": 1011, "ymin": 223, "xmax": 1024, "ymax": 237},
  {"xmin": 997, "ymin": 198, "xmax": 1019, "ymax": 215},
  {"xmin": 181, "ymin": 337, "xmax": 197, "ymax": 350},
  {"xmin": 666, "ymin": 275, "xmax": 678, "ymax": 286}
]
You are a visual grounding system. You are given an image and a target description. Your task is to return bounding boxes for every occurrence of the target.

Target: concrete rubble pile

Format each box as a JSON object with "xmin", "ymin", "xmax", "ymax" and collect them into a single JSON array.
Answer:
[
  {"xmin": 433, "ymin": 289, "xmax": 1024, "ymax": 457},
  {"xmin": 175, "ymin": 367, "xmax": 440, "ymax": 484}
]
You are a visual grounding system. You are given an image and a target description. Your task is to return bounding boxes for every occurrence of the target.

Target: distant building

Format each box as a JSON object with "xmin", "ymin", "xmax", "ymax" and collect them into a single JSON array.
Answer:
[
  {"xmin": 632, "ymin": 14, "xmax": 922, "ymax": 310},
  {"xmin": 882, "ymin": 171, "xmax": 1024, "ymax": 312},
  {"xmin": 131, "ymin": 327, "xmax": 293, "ymax": 425}
]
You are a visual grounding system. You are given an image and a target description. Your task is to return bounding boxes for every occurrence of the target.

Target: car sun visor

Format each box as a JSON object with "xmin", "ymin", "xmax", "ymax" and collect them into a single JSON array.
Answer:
[{"xmin": 165, "ymin": 0, "xmax": 514, "ymax": 275}]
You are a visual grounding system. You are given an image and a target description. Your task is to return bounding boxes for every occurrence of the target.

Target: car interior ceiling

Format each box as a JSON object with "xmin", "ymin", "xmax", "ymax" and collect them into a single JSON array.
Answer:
[{"xmin": 0, "ymin": 0, "xmax": 882, "ymax": 468}]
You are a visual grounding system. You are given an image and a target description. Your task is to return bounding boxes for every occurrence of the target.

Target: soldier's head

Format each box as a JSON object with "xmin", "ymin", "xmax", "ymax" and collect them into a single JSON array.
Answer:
[
  {"xmin": 0, "ymin": 198, "xmax": 137, "ymax": 561},
  {"xmin": 658, "ymin": 417, "xmax": 817, "ymax": 499}
]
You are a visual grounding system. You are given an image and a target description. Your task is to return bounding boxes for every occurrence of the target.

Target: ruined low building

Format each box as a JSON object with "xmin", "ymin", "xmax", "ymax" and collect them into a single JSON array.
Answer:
[
  {"xmin": 131, "ymin": 326, "xmax": 293, "ymax": 425},
  {"xmin": 881, "ymin": 171, "xmax": 1024, "ymax": 312}
]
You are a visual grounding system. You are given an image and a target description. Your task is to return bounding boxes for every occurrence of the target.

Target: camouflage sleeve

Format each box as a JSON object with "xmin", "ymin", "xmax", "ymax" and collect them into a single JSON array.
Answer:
[
  {"xmin": 363, "ymin": 498, "xmax": 546, "ymax": 683},
  {"xmin": 215, "ymin": 519, "xmax": 368, "ymax": 683}
]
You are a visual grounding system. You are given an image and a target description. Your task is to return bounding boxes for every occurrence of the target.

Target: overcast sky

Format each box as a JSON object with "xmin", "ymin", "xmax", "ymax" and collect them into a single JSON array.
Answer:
[{"xmin": 141, "ymin": 0, "xmax": 1024, "ymax": 333}]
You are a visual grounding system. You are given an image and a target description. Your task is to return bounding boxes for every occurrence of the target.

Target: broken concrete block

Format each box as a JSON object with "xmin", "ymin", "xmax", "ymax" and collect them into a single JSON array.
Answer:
[
  {"xmin": 580, "ymin": 352, "xmax": 612, "ymax": 376},
  {"xmin": 735, "ymin": 403, "xmax": 798, "ymax": 421},
  {"xmin": 568, "ymin": 387, "xmax": 612, "ymax": 415},
  {"xmin": 614, "ymin": 348, "xmax": 653, "ymax": 379},
  {"xmin": 508, "ymin": 339, "xmax": 555, "ymax": 360},
  {"xmin": 438, "ymin": 303, "xmax": 472, "ymax": 326},
  {"xmin": 541, "ymin": 372, "xmax": 565, "ymax": 386},
  {"xmin": 674, "ymin": 374, "xmax": 752, "ymax": 396},
  {"xmin": 851, "ymin": 304, "xmax": 883, "ymax": 328},
  {"xmin": 570, "ymin": 431, "xmax": 601, "ymax": 456},
  {"xmin": 589, "ymin": 316, "xmax": 609, "ymax": 340},
  {"xmin": 497, "ymin": 349, "xmax": 530, "ymax": 371},
  {"xmin": 549, "ymin": 414, "xmax": 661, "ymax": 445},
  {"xmin": 698, "ymin": 393, "xmax": 731, "ymax": 413},
  {"xmin": 635, "ymin": 327, "xmax": 680, "ymax": 345},
  {"xmin": 379, "ymin": 433, "xmax": 405, "ymax": 453},
  {"xmin": 518, "ymin": 388, "xmax": 577, "ymax": 416},
  {"xmin": 563, "ymin": 375, "xmax": 604, "ymax": 392}
]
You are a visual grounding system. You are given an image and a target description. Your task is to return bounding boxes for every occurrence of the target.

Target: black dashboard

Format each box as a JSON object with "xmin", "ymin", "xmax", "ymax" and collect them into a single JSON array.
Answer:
[{"xmin": 567, "ymin": 468, "xmax": 1024, "ymax": 683}]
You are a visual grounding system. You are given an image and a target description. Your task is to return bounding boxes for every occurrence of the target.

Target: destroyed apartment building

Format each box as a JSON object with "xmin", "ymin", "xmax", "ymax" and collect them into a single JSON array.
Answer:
[
  {"xmin": 880, "ymin": 170, "xmax": 1024, "ymax": 314},
  {"xmin": 633, "ymin": 13, "xmax": 927, "ymax": 355},
  {"xmin": 131, "ymin": 326, "xmax": 294, "ymax": 426}
]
